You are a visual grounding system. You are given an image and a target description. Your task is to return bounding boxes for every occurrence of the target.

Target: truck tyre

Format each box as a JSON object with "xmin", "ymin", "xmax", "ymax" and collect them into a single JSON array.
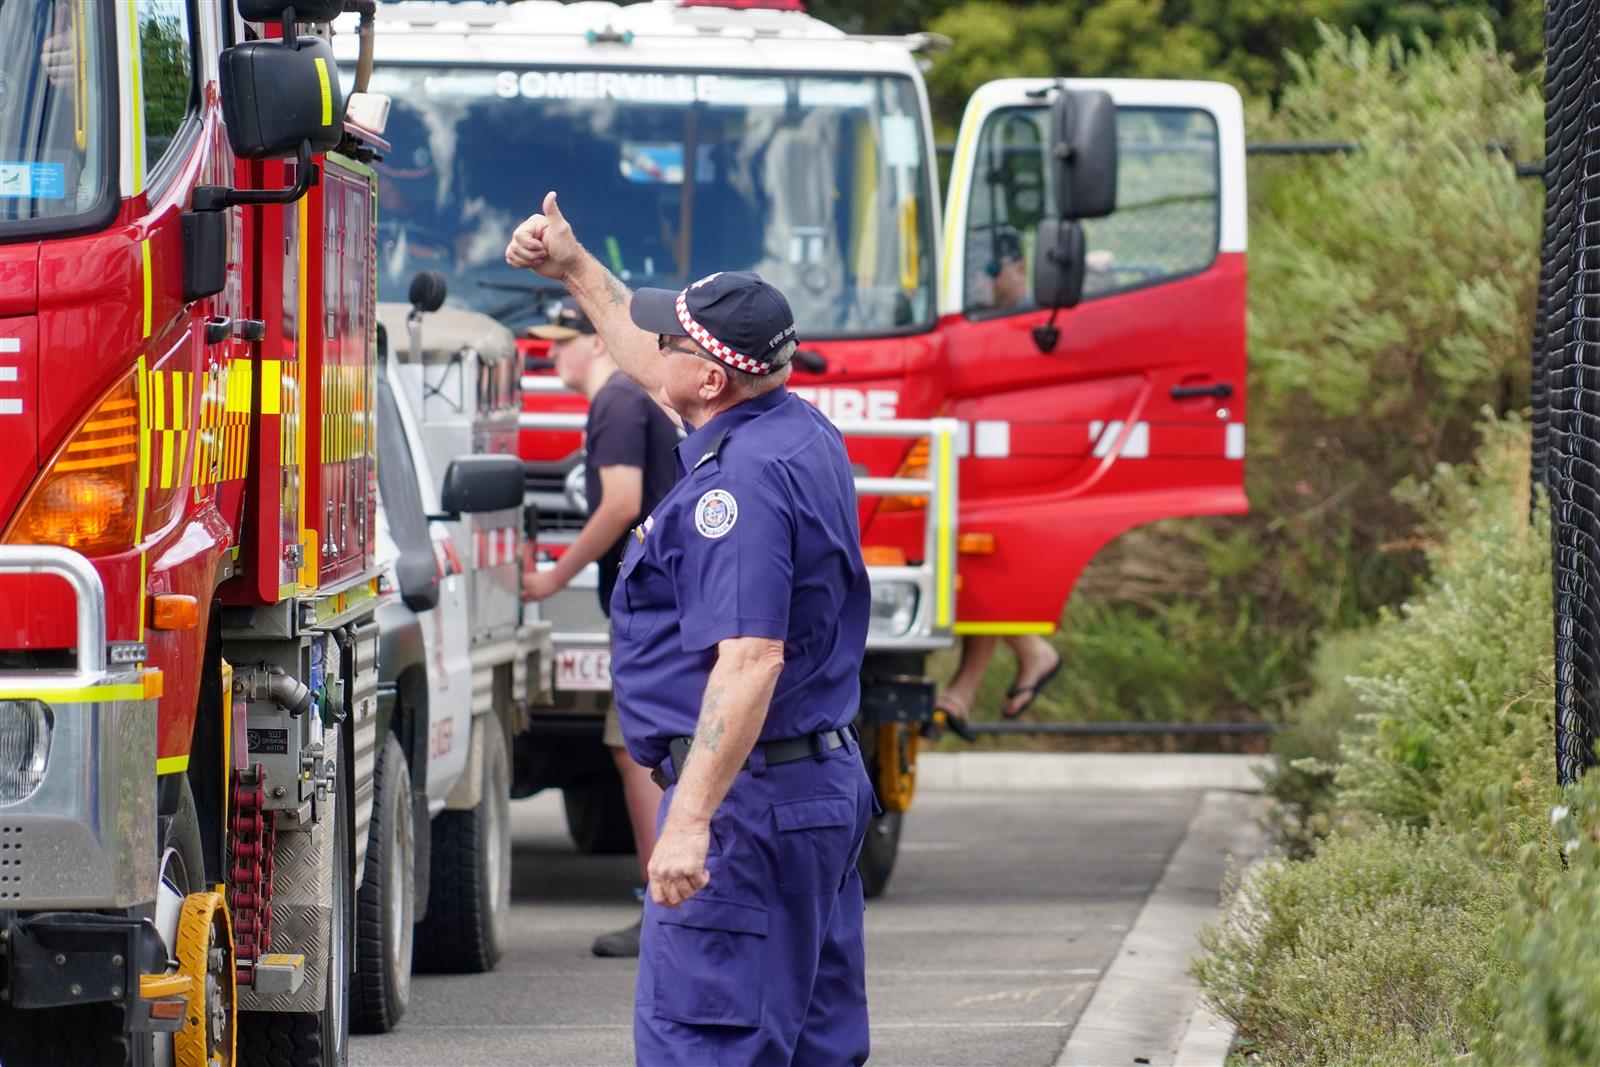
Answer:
[
  {"xmin": 0, "ymin": 1003, "xmax": 133, "ymax": 1067},
  {"xmin": 239, "ymin": 738, "xmax": 354, "ymax": 1067},
  {"xmin": 856, "ymin": 810, "xmax": 902, "ymax": 899},
  {"xmin": 853, "ymin": 720, "xmax": 904, "ymax": 898},
  {"xmin": 413, "ymin": 711, "xmax": 511, "ymax": 973},
  {"xmin": 352, "ymin": 734, "xmax": 414, "ymax": 1033},
  {"xmin": 562, "ymin": 776, "xmax": 636, "ymax": 855}
]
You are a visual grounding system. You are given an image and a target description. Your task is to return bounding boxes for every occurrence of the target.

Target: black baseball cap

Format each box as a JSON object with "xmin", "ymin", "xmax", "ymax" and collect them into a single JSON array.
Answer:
[
  {"xmin": 526, "ymin": 296, "xmax": 595, "ymax": 341},
  {"xmin": 984, "ymin": 228, "xmax": 1025, "ymax": 276},
  {"xmin": 630, "ymin": 271, "xmax": 797, "ymax": 376}
]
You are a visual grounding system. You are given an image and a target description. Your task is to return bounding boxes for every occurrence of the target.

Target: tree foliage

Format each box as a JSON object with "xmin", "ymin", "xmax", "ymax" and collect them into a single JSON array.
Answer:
[{"xmin": 807, "ymin": 0, "xmax": 1540, "ymax": 134}]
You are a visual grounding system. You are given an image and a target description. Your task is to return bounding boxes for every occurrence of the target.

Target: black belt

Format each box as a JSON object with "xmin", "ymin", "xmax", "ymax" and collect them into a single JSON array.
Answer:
[{"xmin": 651, "ymin": 725, "xmax": 857, "ymax": 791}]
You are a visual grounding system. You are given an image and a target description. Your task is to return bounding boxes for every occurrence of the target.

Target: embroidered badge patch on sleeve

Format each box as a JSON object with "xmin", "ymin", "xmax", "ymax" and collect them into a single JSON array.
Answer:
[{"xmin": 695, "ymin": 489, "xmax": 738, "ymax": 539}]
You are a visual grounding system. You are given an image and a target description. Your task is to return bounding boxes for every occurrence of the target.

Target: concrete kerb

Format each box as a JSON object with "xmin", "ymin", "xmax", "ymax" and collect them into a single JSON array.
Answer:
[
  {"xmin": 1053, "ymin": 789, "xmax": 1268, "ymax": 1067},
  {"xmin": 916, "ymin": 752, "xmax": 1270, "ymax": 793},
  {"xmin": 914, "ymin": 753, "xmax": 1269, "ymax": 1065}
]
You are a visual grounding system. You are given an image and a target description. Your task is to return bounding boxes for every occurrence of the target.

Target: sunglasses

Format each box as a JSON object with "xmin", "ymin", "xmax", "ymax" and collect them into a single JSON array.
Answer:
[{"xmin": 657, "ymin": 334, "xmax": 706, "ymax": 359}]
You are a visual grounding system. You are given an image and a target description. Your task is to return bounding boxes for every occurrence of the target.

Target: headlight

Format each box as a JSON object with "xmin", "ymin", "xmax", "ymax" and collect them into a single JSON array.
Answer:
[
  {"xmin": 564, "ymin": 460, "xmax": 588, "ymax": 514},
  {"xmin": 0, "ymin": 700, "xmax": 53, "ymax": 805},
  {"xmin": 868, "ymin": 581, "xmax": 918, "ymax": 639}
]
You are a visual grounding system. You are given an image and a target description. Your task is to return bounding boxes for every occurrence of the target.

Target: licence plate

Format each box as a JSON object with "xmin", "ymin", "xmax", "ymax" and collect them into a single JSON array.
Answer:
[{"xmin": 555, "ymin": 648, "xmax": 612, "ymax": 691}]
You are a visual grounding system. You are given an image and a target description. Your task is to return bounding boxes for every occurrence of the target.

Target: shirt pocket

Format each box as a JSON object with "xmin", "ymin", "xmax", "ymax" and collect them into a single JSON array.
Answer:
[
  {"xmin": 650, "ymin": 897, "xmax": 769, "ymax": 1028},
  {"xmin": 772, "ymin": 794, "xmax": 857, "ymax": 895},
  {"xmin": 616, "ymin": 548, "xmax": 665, "ymax": 641}
]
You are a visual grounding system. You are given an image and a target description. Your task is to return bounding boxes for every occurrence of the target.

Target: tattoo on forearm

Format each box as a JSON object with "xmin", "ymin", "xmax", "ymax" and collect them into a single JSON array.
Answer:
[
  {"xmin": 604, "ymin": 272, "xmax": 630, "ymax": 307},
  {"xmin": 695, "ymin": 685, "xmax": 727, "ymax": 755}
]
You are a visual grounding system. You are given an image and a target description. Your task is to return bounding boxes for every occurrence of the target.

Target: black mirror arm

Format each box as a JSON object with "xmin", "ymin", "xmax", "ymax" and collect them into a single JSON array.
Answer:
[
  {"xmin": 192, "ymin": 141, "xmax": 319, "ymax": 212},
  {"xmin": 425, "ymin": 512, "xmax": 458, "ymax": 523},
  {"xmin": 1033, "ymin": 306, "xmax": 1062, "ymax": 355},
  {"xmin": 280, "ymin": 6, "xmax": 301, "ymax": 50}
]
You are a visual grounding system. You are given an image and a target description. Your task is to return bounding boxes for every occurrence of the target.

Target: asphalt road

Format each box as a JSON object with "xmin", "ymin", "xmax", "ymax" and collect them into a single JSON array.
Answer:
[{"xmin": 351, "ymin": 786, "xmax": 1216, "ymax": 1067}]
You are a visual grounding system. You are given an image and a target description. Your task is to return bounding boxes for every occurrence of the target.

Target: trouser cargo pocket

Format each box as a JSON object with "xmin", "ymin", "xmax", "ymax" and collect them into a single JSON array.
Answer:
[
  {"xmin": 772, "ymin": 794, "xmax": 856, "ymax": 894},
  {"xmin": 650, "ymin": 897, "xmax": 769, "ymax": 1028}
]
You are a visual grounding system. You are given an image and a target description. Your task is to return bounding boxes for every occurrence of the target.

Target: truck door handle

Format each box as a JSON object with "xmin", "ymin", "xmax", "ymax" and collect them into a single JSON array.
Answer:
[{"xmin": 1170, "ymin": 382, "xmax": 1234, "ymax": 401}]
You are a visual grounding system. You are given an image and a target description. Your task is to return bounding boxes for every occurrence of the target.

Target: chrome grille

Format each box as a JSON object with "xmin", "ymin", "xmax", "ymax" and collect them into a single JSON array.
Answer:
[{"xmin": 538, "ymin": 585, "xmax": 611, "ymax": 635}]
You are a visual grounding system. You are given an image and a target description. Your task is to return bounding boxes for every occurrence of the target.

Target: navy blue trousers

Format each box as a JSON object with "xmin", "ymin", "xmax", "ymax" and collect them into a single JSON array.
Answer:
[{"xmin": 634, "ymin": 737, "xmax": 875, "ymax": 1066}]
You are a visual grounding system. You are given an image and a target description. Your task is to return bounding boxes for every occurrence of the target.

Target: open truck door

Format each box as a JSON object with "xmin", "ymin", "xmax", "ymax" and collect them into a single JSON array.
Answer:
[{"xmin": 938, "ymin": 78, "xmax": 1248, "ymax": 635}]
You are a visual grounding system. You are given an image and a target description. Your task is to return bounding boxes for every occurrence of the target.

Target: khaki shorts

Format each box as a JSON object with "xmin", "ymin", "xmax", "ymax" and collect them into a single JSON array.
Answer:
[{"xmin": 603, "ymin": 704, "xmax": 625, "ymax": 749}]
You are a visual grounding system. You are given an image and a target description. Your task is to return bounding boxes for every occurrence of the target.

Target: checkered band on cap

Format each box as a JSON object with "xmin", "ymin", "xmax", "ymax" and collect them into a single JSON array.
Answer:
[{"xmin": 675, "ymin": 292, "xmax": 775, "ymax": 375}]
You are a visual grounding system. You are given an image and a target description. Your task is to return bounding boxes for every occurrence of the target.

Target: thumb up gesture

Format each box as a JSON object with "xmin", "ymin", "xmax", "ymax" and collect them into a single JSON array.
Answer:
[{"xmin": 505, "ymin": 191, "xmax": 580, "ymax": 281}]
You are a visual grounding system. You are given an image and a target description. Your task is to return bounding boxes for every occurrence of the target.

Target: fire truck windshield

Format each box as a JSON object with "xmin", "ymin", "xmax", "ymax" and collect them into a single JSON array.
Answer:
[
  {"xmin": 364, "ymin": 66, "xmax": 936, "ymax": 338},
  {"xmin": 0, "ymin": 0, "xmax": 111, "ymax": 232}
]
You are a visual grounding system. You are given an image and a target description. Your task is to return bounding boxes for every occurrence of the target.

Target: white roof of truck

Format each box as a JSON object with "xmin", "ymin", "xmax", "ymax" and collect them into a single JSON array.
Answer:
[{"xmin": 333, "ymin": 1, "xmax": 937, "ymax": 77}]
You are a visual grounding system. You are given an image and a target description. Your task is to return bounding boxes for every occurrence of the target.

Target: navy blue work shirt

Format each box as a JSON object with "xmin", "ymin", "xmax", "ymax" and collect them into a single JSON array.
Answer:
[{"xmin": 608, "ymin": 386, "xmax": 870, "ymax": 769}]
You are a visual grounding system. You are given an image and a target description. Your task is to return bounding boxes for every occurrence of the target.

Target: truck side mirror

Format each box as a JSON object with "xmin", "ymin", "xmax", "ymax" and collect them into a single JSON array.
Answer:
[
  {"xmin": 406, "ymin": 271, "xmax": 447, "ymax": 363},
  {"xmin": 236, "ymin": 0, "xmax": 345, "ymax": 21},
  {"xmin": 187, "ymin": 8, "xmax": 346, "ymax": 291},
  {"xmin": 395, "ymin": 550, "xmax": 441, "ymax": 614},
  {"xmin": 1033, "ymin": 220, "xmax": 1086, "ymax": 311},
  {"xmin": 194, "ymin": 32, "xmax": 343, "ymax": 213},
  {"xmin": 409, "ymin": 271, "xmax": 448, "ymax": 314},
  {"xmin": 438, "ymin": 455, "xmax": 526, "ymax": 518},
  {"xmin": 1028, "ymin": 87, "xmax": 1116, "ymax": 349},
  {"xmin": 1049, "ymin": 89, "xmax": 1117, "ymax": 219},
  {"xmin": 219, "ymin": 36, "xmax": 343, "ymax": 161}
]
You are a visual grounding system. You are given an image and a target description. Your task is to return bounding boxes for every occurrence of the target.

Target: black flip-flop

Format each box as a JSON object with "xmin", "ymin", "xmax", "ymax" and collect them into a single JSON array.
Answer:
[
  {"xmin": 1003, "ymin": 653, "xmax": 1062, "ymax": 720},
  {"xmin": 926, "ymin": 695, "xmax": 976, "ymax": 742}
]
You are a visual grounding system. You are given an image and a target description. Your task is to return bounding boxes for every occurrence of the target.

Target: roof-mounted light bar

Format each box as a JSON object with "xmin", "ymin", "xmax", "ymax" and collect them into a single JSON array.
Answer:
[{"xmin": 675, "ymin": 0, "xmax": 806, "ymax": 11}]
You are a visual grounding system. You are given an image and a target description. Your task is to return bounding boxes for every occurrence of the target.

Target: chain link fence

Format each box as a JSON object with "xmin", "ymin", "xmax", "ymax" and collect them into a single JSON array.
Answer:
[{"xmin": 1536, "ymin": 0, "xmax": 1600, "ymax": 785}]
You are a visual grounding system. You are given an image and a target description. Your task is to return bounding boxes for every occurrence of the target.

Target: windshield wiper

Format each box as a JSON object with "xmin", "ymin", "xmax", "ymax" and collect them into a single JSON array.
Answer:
[{"xmin": 477, "ymin": 280, "xmax": 568, "ymax": 325}]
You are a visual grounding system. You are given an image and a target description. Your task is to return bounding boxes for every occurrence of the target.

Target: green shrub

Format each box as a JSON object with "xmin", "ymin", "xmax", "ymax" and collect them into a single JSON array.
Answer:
[
  {"xmin": 1254, "ymin": 417, "xmax": 1550, "ymax": 846},
  {"xmin": 1333, "ymin": 420, "xmax": 1551, "ymax": 835},
  {"xmin": 1196, "ymin": 417, "xmax": 1563, "ymax": 1065},
  {"xmin": 1259, "ymin": 626, "xmax": 1386, "ymax": 855},
  {"xmin": 1195, "ymin": 823, "xmax": 1506, "ymax": 1065},
  {"xmin": 1483, "ymin": 774, "xmax": 1600, "ymax": 1066}
]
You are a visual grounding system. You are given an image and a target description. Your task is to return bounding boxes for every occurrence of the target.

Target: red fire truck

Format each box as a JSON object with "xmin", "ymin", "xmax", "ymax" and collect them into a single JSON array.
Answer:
[
  {"xmin": 351, "ymin": 0, "xmax": 1248, "ymax": 895},
  {"xmin": 0, "ymin": 1, "xmax": 416, "ymax": 1062}
]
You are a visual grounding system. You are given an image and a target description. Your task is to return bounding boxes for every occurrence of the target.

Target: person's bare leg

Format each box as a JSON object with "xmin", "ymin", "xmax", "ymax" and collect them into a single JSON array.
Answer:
[
  {"xmin": 592, "ymin": 746, "xmax": 663, "ymax": 958},
  {"xmin": 614, "ymin": 745, "xmax": 660, "ymax": 882},
  {"xmin": 1002, "ymin": 634, "xmax": 1062, "ymax": 718},
  {"xmin": 939, "ymin": 635, "xmax": 998, "ymax": 717}
]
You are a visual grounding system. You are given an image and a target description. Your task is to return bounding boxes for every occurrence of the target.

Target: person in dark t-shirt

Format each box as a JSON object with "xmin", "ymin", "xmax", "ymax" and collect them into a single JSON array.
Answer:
[
  {"xmin": 523, "ymin": 296, "xmax": 680, "ymax": 958},
  {"xmin": 524, "ymin": 298, "xmax": 680, "ymax": 609}
]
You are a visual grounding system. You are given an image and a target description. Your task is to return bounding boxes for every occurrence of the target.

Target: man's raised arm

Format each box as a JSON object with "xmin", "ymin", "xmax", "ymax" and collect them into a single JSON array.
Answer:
[{"xmin": 504, "ymin": 191, "xmax": 664, "ymax": 398}]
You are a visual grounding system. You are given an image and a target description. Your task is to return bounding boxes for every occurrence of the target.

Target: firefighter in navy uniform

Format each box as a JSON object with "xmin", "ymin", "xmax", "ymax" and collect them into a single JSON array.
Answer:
[{"xmin": 507, "ymin": 192, "xmax": 876, "ymax": 1065}]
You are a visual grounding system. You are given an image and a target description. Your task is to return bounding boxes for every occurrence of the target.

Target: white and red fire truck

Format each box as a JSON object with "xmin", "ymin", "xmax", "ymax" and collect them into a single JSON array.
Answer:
[
  {"xmin": 360, "ymin": 269, "xmax": 549, "ymax": 1030},
  {"xmin": 0, "ymin": 1, "xmax": 416, "ymax": 1062},
  {"xmin": 344, "ymin": 0, "xmax": 1248, "ymax": 895}
]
